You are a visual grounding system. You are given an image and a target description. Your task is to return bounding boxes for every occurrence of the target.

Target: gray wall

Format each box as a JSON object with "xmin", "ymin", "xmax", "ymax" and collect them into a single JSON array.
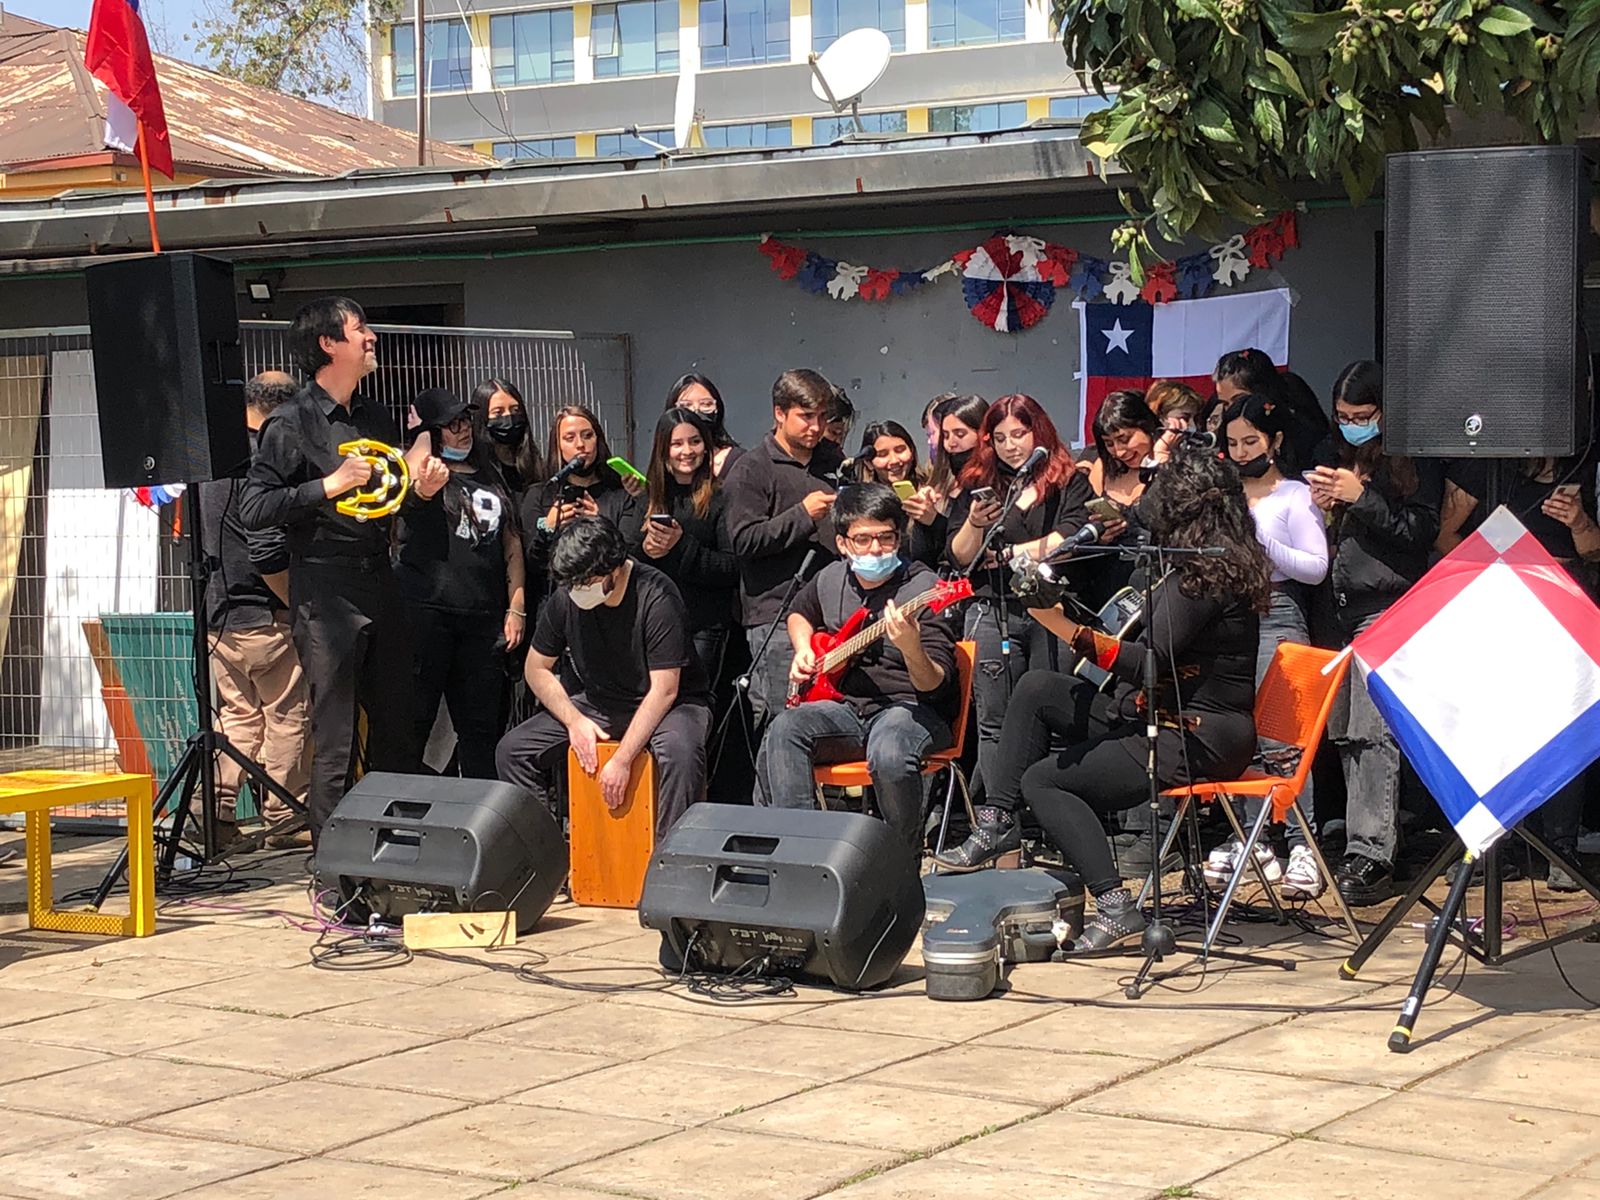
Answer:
[{"xmin": 0, "ymin": 203, "xmax": 1383, "ymax": 457}]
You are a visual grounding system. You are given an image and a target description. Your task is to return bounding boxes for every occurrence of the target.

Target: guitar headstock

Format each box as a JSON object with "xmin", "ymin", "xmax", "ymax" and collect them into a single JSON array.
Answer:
[{"xmin": 927, "ymin": 577, "xmax": 974, "ymax": 614}]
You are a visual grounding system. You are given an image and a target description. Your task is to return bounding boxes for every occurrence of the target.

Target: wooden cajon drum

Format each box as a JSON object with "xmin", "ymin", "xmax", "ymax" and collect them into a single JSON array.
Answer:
[{"xmin": 567, "ymin": 741, "xmax": 656, "ymax": 908}]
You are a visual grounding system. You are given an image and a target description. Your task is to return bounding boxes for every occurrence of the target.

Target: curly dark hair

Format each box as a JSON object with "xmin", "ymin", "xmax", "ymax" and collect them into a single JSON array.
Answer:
[{"xmin": 1141, "ymin": 448, "xmax": 1271, "ymax": 613}]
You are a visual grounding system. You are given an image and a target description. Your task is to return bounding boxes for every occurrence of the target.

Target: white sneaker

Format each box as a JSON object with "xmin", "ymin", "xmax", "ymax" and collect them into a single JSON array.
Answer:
[
  {"xmin": 1203, "ymin": 839, "xmax": 1282, "ymax": 891},
  {"xmin": 1282, "ymin": 844, "xmax": 1326, "ymax": 900}
]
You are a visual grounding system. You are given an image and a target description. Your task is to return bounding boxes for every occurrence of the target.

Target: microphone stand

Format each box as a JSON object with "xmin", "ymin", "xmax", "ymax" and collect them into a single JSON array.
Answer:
[{"xmin": 957, "ymin": 464, "xmax": 1035, "ymax": 703}]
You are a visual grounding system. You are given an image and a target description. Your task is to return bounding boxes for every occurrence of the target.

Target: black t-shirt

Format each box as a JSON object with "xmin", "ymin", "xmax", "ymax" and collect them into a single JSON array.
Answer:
[
  {"xmin": 1446, "ymin": 459, "xmax": 1598, "ymax": 562},
  {"xmin": 531, "ymin": 561, "xmax": 710, "ymax": 714},
  {"xmin": 946, "ymin": 468, "xmax": 1094, "ymax": 602},
  {"xmin": 395, "ymin": 469, "xmax": 511, "ymax": 612}
]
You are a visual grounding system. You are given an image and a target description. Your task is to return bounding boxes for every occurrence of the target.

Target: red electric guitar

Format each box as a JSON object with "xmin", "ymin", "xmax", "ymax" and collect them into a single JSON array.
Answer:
[{"xmin": 786, "ymin": 577, "xmax": 974, "ymax": 708}]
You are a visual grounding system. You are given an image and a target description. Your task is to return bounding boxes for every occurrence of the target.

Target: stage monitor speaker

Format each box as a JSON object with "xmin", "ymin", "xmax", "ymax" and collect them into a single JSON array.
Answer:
[
  {"xmin": 317, "ymin": 773, "xmax": 568, "ymax": 931},
  {"xmin": 639, "ymin": 804, "xmax": 923, "ymax": 991},
  {"xmin": 84, "ymin": 252, "xmax": 251, "ymax": 487},
  {"xmin": 1383, "ymin": 146, "xmax": 1593, "ymax": 458}
]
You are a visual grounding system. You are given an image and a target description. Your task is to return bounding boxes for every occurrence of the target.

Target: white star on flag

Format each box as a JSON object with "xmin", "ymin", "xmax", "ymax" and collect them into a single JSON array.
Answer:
[{"xmin": 1102, "ymin": 319, "xmax": 1134, "ymax": 354}]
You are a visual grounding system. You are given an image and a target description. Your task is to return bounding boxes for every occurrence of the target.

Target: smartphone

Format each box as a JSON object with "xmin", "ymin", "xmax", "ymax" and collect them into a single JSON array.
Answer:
[
  {"xmin": 892, "ymin": 479, "xmax": 916, "ymax": 501},
  {"xmin": 1555, "ymin": 483, "xmax": 1581, "ymax": 498},
  {"xmin": 1086, "ymin": 496, "xmax": 1122, "ymax": 523},
  {"xmin": 1302, "ymin": 469, "xmax": 1325, "ymax": 483},
  {"xmin": 560, "ymin": 483, "xmax": 583, "ymax": 503},
  {"xmin": 607, "ymin": 455, "xmax": 647, "ymax": 485},
  {"xmin": 647, "ymin": 513, "xmax": 676, "ymax": 527},
  {"xmin": 971, "ymin": 486, "xmax": 998, "ymax": 504}
]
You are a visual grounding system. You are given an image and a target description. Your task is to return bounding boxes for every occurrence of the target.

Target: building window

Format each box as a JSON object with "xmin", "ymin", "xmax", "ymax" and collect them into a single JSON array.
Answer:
[
  {"xmin": 811, "ymin": 0, "xmax": 905, "ymax": 53},
  {"xmin": 928, "ymin": 100, "xmax": 1028, "ymax": 133},
  {"xmin": 490, "ymin": 10, "xmax": 576, "ymax": 86},
  {"xmin": 701, "ymin": 121, "xmax": 792, "ymax": 147},
  {"xmin": 591, "ymin": 0, "xmax": 679, "ymax": 77},
  {"xmin": 595, "ymin": 128, "xmax": 676, "ymax": 156},
  {"xmin": 494, "ymin": 137, "xmax": 578, "ymax": 159},
  {"xmin": 1048, "ymin": 93, "xmax": 1116, "ymax": 121},
  {"xmin": 812, "ymin": 110, "xmax": 907, "ymax": 142},
  {"xmin": 699, "ymin": 0, "xmax": 789, "ymax": 67},
  {"xmin": 392, "ymin": 19, "xmax": 473, "ymax": 97},
  {"xmin": 928, "ymin": 0, "xmax": 1025, "ymax": 47}
]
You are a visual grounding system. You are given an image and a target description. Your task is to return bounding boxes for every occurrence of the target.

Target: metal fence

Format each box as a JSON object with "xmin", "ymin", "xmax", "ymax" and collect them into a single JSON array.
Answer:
[{"xmin": 0, "ymin": 323, "xmax": 632, "ymax": 826}]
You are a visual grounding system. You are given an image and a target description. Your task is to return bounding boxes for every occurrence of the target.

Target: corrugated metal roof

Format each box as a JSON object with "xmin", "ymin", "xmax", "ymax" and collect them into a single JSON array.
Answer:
[{"xmin": 0, "ymin": 21, "xmax": 487, "ymax": 178}]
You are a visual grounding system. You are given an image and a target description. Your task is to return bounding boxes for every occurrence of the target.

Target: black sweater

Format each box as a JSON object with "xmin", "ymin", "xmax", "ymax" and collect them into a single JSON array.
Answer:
[
  {"xmin": 724, "ymin": 433, "xmax": 845, "ymax": 626},
  {"xmin": 625, "ymin": 485, "xmax": 738, "ymax": 632},
  {"xmin": 1328, "ymin": 456, "xmax": 1445, "ymax": 625},
  {"xmin": 946, "ymin": 469, "xmax": 1094, "ymax": 603}
]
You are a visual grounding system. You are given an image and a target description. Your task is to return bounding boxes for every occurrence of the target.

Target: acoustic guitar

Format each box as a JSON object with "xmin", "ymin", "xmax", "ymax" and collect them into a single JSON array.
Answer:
[{"xmin": 786, "ymin": 577, "xmax": 973, "ymax": 708}]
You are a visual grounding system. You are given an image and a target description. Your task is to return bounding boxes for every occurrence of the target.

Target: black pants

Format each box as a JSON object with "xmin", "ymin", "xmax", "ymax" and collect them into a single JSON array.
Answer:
[
  {"xmin": 290, "ymin": 559, "xmax": 416, "ymax": 843},
  {"xmin": 494, "ymin": 692, "xmax": 712, "ymax": 837},
  {"xmin": 409, "ymin": 605, "xmax": 505, "ymax": 780}
]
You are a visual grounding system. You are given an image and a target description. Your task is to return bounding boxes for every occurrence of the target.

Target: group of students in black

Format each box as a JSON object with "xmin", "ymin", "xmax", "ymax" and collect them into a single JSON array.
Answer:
[{"xmin": 235, "ymin": 296, "xmax": 1600, "ymax": 952}]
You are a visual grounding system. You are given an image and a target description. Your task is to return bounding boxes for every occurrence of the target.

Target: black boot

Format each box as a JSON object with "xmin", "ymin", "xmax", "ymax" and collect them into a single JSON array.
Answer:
[
  {"xmin": 1063, "ymin": 887, "xmax": 1147, "ymax": 954},
  {"xmin": 933, "ymin": 806, "xmax": 1021, "ymax": 872}
]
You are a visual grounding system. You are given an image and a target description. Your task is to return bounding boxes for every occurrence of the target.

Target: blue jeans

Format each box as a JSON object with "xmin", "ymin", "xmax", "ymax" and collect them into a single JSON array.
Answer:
[
  {"xmin": 1243, "ymin": 588, "xmax": 1315, "ymax": 846},
  {"xmin": 754, "ymin": 700, "xmax": 951, "ymax": 849}
]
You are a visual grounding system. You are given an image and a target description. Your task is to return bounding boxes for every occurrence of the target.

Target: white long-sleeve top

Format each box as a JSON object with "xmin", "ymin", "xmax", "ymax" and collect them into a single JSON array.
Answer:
[{"xmin": 1251, "ymin": 479, "xmax": 1329, "ymax": 585}]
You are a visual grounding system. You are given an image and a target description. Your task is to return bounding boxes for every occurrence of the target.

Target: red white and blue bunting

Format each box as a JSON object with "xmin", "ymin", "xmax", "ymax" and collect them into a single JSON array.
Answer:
[{"xmin": 757, "ymin": 211, "xmax": 1299, "ymax": 334}]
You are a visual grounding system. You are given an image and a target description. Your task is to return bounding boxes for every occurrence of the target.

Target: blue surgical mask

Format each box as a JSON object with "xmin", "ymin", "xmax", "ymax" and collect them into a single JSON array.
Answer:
[
  {"xmin": 850, "ymin": 551, "xmax": 901, "ymax": 583},
  {"xmin": 1340, "ymin": 419, "xmax": 1381, "ymax": 447},
  {"xmin": 441, "ymin": 444, "xmax": 471, "ymax": 461}
]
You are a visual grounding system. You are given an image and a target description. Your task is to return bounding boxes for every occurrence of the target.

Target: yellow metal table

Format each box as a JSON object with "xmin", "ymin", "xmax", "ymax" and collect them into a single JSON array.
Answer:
[{"xmin": 0, "ymin": 771, "xmax": 155, "ymax": 937}]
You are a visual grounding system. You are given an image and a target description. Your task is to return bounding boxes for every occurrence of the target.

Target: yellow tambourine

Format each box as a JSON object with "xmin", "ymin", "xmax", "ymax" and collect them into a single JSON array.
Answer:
[{"xmin": 335, "ymin": 439, "xmax": 409, "ymax": 522}]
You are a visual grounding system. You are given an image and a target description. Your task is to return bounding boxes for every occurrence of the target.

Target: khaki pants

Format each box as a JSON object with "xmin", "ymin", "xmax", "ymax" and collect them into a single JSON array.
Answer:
[{"xmin": 210, "ymin": 619, "xmax": 310, "ymax": 824}]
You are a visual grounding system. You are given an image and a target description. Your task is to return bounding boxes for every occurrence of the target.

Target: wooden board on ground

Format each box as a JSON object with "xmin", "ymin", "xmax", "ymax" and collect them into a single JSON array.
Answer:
[{"xmin": 401, "ymin": 910, "xmax": 517, "ymax": 950}]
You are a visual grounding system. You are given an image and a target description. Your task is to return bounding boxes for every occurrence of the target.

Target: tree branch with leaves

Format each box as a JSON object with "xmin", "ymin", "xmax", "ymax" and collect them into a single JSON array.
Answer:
[{"xmin": 1058, "ymin": 0, "xmax": 1600, "ymax": 271}]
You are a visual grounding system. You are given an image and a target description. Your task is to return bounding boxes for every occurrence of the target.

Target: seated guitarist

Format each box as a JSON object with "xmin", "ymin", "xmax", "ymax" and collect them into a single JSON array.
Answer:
[{"xmin": 755, "ymin": 484, "xmax": 962, "ymax": 849}]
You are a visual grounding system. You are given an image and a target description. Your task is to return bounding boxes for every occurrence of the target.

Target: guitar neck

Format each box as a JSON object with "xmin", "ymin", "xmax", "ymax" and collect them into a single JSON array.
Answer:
[{"xmin": 820, "ymin": 587, "xmax": 942, "ymax": 672}]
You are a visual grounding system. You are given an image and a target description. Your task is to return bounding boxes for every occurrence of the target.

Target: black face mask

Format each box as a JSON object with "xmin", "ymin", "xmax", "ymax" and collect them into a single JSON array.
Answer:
[
  {"xmin": 486, "ymin": 415, "xmax": 528, "ymax": 446},
  {"xmin": 1235, "ymin": 453, "xmax": 1273, "ymax": 479},
  {"xmin": 947, "ymin": 448, "xmax": 973, "ymax": 474}
]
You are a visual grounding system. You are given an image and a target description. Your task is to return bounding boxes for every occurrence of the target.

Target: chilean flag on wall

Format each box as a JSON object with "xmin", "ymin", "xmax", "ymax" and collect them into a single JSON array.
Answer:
[
  {"xmin": 86, "ymin": 0, "xmax": 173, "ymax": 178},
  {"xmin": 1077, "ymin": 288, "xmax": 1291, "ymax": 444},
  {"xmin": 1351, "ymin": 508, "xmax": 1600, "ymax": 854}
]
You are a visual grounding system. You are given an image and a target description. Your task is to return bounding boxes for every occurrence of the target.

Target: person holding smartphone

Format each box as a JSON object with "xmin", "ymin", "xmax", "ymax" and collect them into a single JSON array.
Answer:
[
  {"xmin": 941, "ymin": 395, "xmax": 1096, "ymax": 851},
  {"xmin": 522, "ymin": 405, "xmax": 643, "ymax": 594},
  {"xmin": 854, "ymin": 419, "xmax": 944, "ymax": 566},
  {"xmin": 631, "ymin": 407, "xmax": 738, "ymax": 686}
]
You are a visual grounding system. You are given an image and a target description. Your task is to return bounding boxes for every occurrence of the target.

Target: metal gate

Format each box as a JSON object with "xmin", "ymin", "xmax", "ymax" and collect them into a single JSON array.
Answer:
[{"xmin": 0, "ymin": 322, "xmax": 632, "ymax": 826}]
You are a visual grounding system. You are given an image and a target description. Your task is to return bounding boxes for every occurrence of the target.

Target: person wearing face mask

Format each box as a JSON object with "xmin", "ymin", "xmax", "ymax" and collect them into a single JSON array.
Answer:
[
  {"xmin": 495, "ymin": 516, "xmax": 712, "ymax": 835},
  {"xmin": 522, "ymin": 405, "xmax": 643, "ymax": 593},
  {"xmin": 472, "ymin": 379, "xmax": 541, "ymax": 495},
  {"xmin": 854, "ymin": 419, "xmax": 944, "ymax": 567},
  {"xmin": 927, "ymin": 394, "xmax": 988, "ymax": 507},
  {"xmin": 754, "ymin": 484, "xmax": 959, "ymax": 848},
  {"xmin": 1214, "ymin": 349, "xmax": 1330, "ymax": 470},
  {"xmin": 1205, "ymin": 392, "xmax": 1330, "ymax": 899},
  {"xmin": 1305, "ymin": 361, "xmax": 1444, "ymax": 907},
  {"xmin": 395, "ymin": 388, "xmax": 526, "ymax": 778},
  {"xmin": 666, "ymin": 373, "xmax": 744, "ymax": 478}
]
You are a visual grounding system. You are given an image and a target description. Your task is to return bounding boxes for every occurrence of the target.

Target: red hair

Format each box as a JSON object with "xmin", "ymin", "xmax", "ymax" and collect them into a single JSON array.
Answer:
[{"xmin": 958, "ymin": 394, "xmax": 1074, "ymax": 499}]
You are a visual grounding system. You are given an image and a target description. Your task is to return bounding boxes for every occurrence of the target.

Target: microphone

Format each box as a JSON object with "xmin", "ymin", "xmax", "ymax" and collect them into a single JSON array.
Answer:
[
  {"xmin": 794, "ymin": 547, "xmax": 818, "ymax": 581},
  {"xmin": 1178, "ymin": 429, "xmax": 1219, "ymax": 451},
  {"xmin": 1019, "ymin": 446, "xmax": 1048, "ymax": 474},
  {"xmin": 1060, "ymin": 520, "xmax": 1106, "ymax": 552},
  {"xmin": 549, "ymin": 454, "xmax": 586, "ymax": 485}
]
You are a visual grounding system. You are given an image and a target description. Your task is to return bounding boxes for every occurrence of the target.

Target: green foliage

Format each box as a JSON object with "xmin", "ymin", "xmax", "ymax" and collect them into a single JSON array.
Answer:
[
  {"xmin": 193, "ymin": 0, "xmax": 401, "ymax": 113},
  {"xmin": 1057, "ymin": 0, "xmax": 1600, "ymax": 262}
]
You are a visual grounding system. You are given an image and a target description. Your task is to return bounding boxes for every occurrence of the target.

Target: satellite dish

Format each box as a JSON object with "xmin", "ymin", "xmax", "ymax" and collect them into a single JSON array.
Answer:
[
  {"xmin": 809, "ymin": 28, "xmax": 892, "ymax": 107},
  {"xmin": 673, "ymin": 69, "xmax": 703, "ymax": 151}
]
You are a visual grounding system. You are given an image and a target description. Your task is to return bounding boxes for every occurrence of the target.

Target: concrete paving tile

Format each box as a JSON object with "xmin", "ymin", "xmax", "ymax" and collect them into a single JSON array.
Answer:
[
  {"xmin": 943, "ymin": 1110, "xmax": 1282, "ymax": 1188},
  {"xmin": 0, "ymin": 986, "xmax": 97, "ymax": 1028},
  {"xmin": 476, "ymin": 998, "xmax": 750, "ymax": 1057},
  {"xmin": 1414, "ymin": 1047, "xmax": 1600, "ymax": 1116},
  {"xmin": 1316, "ymin": 1091, "xmax": 1600, "ymax": 1175},
  {"xmin": 1186, "ymin": 1020, "xmax": 1489, "ymax": 1088},
  {"xmin": 1525, "ymin": 1180, "xmax": 1600, "ymax": 1200},
  {"xmin": 450, "ymin": 954, "xmax": 663, "ymax": 994},
  {"xmin": 1072, "ymin": 1062, "xmax": 1392, "ymax": 1135},
  {"xmin": 1580, "ymin": 1153, "xmax": 1600, "ymax": 1179},
  {"xmin": 974, "ymin": 1002, "xmax": 1273, "ymax": 1059},
  {"xmin": 318, "ymin": 978, "xmax": 587, "ymax": 1035},
  {"xmin": 0, "ymin": 1039, "xmax": 107, "ymax": 1086},
  {"xmin": 653, "ymin": 1023, "xmax": 945, "ymax": 1081},
  {"xmin": 718, "ymin": 1080, "xmax": 1041, "ymax": 1152},
  {"xmin": 1507, "ymin": 1018, "xmax": 1600, "ymax": 1059},
  {"xmin": 161, "ymin": 964, "xmax": 432, "ymax": 1018},
  {"xmin": 121, "ymin": 924, "xmax": 313, "ymax": 970},
  {"xmin": 827, "ymin": 1157, "xmax": 1150, "ymax": 1199},
  {"xmin": 550, "ymin": 1126, "xmax": 894, "ymax": 1200},
  {"xmin": 333, "ymin": 1102, "xmax": 673, "ymax": 1180},
  {"xmin": 142, "ymin": 1079, "xmax": 466, "ymax": 1153},
  {"xmin": 1292, "ymin": 1006, "xmax": 1561, "ymax": 1047},
  {"xmin": 152, "ymin": 1017, "xmax": 435, "ymax": 1077},
  {"xmin": 5, "ymin": 999, "xmax": 284, "ymax": 1054},
  {"xmin": 0, "ymin": 1056, "xmax": 273, "ymax": 1123},
  {"xmin": 1195, "ymin": 1138, "xmax": 1548, "ymax": 1200},
  {"xmin": 503, "ymin": 916, "xmax": 647, "ymax": 956},
  {"xmin": 508, "ymin": 1059, "xmax": 810, "ymax": 1125},
  {"xmin": 863, "ymin": 1045, "xmax": 1151, "ymax": 1108},
  {"xmin": 0, "ymin": 1127, "xmax": 290, "ymax": 1200},
  {"xmin": 977, "ymin": 960, "xmax": 1131, "ymax": 1002},
  {"xmin": 321, "ymin": 1038, "xmax": 617, "ymax": 1100},
  {"xmin": 0, "ymin": 1108, "xmax": 105, "ymax": 1152},
  {"xmin": 773, "ymin": 989, "xmax": 1046, "ymax": 1041},
  {"xmin": 602, "ymin": 982, "xmax": 828, "ymax": 1022},
  {"xmin": 3, "ymin": 954, "xmax": 256, "ymax": 1001},
  {"xmin": 165, "ymin": 1158, "xmax": 505, "ymax": 1200}
]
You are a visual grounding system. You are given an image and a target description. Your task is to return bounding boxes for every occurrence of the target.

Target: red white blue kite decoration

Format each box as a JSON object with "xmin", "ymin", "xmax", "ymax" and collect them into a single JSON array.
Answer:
[
  {"xmin": 1350, "ymin": 507, "xmax": 1600, "ymax": 854},
  {"xmin": 952, "ymin": 235, "xmax": 1062, "ymax": 333}
]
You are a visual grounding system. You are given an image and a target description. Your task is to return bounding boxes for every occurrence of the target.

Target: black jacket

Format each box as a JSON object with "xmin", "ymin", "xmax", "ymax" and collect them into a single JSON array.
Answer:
[
  {"xmin": 625, "ymin": 484, "xmax": 738, "ymax": 633},
  {"xmin": 200, "ymin": 429, "xmax": 288, "ymax": 630},
  {"xmin": 724, "ymin": 433, "xmax": 845, "ymax": 626},
  {"xmin": 1329, "ymin": 455, "xmax": 1445, "ymax": 626}
]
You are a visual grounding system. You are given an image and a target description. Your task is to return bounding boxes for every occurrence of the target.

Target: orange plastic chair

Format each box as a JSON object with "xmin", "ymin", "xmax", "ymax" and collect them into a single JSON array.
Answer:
[
  {"xmin": 811, "ymin": 640, "xmax": 976, "ymax": 856},
  {"xmin": 1155, "ymin": 641, "xmax": 1359, "ymax": 952}
]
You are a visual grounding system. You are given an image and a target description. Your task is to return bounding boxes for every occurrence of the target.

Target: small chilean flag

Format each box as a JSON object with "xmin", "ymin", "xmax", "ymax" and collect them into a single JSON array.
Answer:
[
  {"xmin": 86, "ymin": 0, "xmax": 173, "ymax": 178},
  {"xmin": 1077, "ymin": 288, "xmax": 1291, "ymax": 444},
  {"xmin": 1352, "ymin": 508, "xmax": 1600, "ymax": 854}
]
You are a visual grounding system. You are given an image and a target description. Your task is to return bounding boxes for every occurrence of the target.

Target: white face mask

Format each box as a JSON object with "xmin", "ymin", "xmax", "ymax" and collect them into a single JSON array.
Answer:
[{"xmin": 569, "ymin": 579, "xmax": 609, "ymax": 610}]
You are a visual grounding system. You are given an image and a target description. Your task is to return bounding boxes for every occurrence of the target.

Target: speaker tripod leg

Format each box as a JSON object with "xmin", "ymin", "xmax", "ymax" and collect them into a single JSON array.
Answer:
[{"xmin": 87, "ymin": 736, "xmax": 201, "ymax": 911}]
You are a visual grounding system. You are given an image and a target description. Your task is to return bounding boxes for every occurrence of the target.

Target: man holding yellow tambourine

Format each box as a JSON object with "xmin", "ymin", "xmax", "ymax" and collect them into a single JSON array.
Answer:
[{"xmin": 241, "ymin": 298, "xmax": 450, "ymax": 848}]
